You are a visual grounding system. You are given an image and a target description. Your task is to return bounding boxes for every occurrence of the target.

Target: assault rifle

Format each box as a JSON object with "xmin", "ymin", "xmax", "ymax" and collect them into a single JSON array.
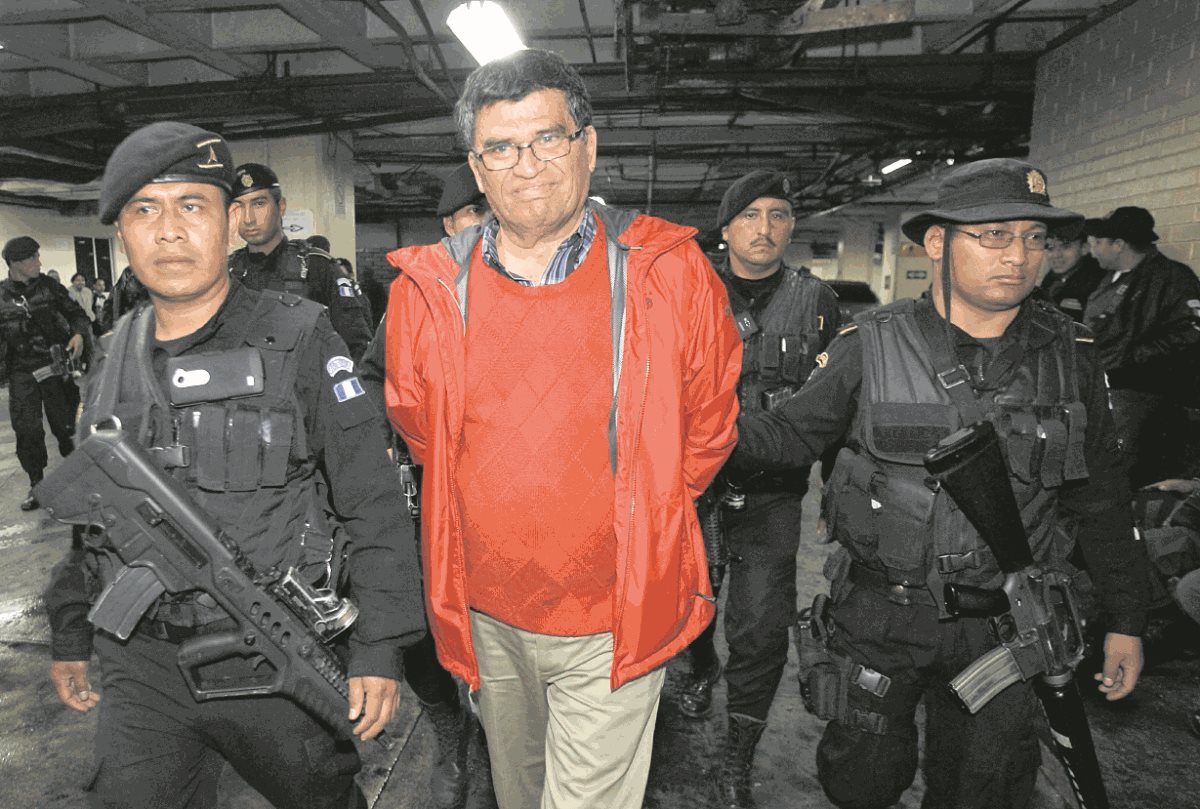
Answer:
[
  {"xmin": 923, "ymin": 421, "xmax": 1107, "ymax": 809},
  {"xmin": 36, "ymin": 429, "xmax": 361, "ymax": 734}
]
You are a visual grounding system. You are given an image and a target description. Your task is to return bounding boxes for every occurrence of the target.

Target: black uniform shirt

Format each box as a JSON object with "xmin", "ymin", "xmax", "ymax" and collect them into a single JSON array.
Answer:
[
  {"xmin": 230, "ymin": 239, "xmax": 374, "ymax": 360},
  {"xmin": 47, "ymin": 280, "xmax": 424, "ymax": 677},
  {"xmin": 733, "ymin": 294, "xmax": 1150, "ymax": 636},
  {"xmin": 0, "ymin": 274, "xmax": 91, "ymax": 371}
]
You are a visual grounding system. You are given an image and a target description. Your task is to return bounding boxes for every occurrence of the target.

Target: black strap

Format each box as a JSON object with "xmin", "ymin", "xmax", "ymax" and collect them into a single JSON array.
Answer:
[{"xmin": 912, "ymin": 299, "xmax": 985, "ymax": 424}]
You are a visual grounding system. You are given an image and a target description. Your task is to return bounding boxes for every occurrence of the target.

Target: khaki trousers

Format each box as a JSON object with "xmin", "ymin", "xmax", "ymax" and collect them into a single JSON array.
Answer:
[{"xmin": 470, "ymin": 610, "xmax": 666, "ymax": 809}]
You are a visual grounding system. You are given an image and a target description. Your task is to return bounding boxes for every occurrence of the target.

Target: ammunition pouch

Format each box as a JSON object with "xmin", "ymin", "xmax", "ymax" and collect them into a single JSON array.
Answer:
[{"xmin": 794, "ymin": 594, "xmax": 892, "ymax": 735}]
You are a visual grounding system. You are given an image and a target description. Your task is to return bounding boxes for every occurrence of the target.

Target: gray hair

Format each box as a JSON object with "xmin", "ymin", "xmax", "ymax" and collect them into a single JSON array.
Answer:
[{"xmin": 454, "ymin": 49, "xmax": 593, "ymax": 150}]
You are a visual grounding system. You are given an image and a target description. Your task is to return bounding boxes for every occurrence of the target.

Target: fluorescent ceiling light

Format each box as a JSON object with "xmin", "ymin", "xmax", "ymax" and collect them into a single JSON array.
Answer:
[
  {"xmin": 448, "ymin": 2, "xmax": 527, "ymax": 65},
  {"xmin": 881, "ymin": 158, "xmax": 912, "ymax": 175}
]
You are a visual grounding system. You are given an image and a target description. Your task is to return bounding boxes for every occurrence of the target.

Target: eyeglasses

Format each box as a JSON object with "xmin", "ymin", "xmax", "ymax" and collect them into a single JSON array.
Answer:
[
  {"xmin": 954, "ymin": 227, "xmax": 1049, "ymax": 251},
  {"xmin": 472, "ymin": 127, "xmax": 587, "ymax": 171}
]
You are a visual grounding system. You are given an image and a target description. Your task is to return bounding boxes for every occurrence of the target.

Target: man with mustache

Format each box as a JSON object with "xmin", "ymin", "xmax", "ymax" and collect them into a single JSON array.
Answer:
[
  {"xmin": 731, "ymin": 158, "xmax": 1149, "ymax": 809},
  {"xmin": 228, "ymin": 163, "xmax": 373, "ymax": 358},
  {"xmin": 681, "ymin": 170, "xmax": 839, "ymax": 809}
]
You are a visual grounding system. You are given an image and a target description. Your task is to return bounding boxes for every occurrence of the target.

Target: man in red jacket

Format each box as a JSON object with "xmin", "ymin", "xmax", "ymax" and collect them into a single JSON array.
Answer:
[{"xmin": 381, "ymin": 49, "xmax": 741, "ymax": 809}]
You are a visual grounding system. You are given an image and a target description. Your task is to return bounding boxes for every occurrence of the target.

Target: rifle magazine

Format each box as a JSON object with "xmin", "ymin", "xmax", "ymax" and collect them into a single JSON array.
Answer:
[{"xmin": 949, "ymin": 644, "xmax": 1024, "ymax": 714}]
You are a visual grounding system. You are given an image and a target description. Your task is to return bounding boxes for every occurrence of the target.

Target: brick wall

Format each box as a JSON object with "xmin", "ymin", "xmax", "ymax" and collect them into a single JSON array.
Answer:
[{"xmin": 1028, "ymin": 0, "xmax": 1200, "ymax": 266}]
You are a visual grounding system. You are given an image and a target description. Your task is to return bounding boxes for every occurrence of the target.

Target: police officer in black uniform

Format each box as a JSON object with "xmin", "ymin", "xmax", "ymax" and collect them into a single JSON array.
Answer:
[
  {"xmin": 228, "ymin": 163, "xmax": 373, "ymax": 358},
  {"xmin": 1036, "ymin": 221, "xmax": 1103, "ymax": 323},
  {"xmin": 0, "ymin": 236, "xmax": 90, "ymax": 510},
  {"xmin": 43, "ymin": 122, "xmax": 424, "ymax": 809},
  {"xmin": 732, "ymin": 159, "xmax": 1149, "ymax": 809},
  {"xmin": 681, "ymin": 171, "xmax": 839, "ymax": 809}
]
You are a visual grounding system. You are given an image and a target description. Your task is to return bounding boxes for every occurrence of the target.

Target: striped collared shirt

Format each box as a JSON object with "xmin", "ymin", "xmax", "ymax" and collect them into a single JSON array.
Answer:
[{"xmin": 481, "ymin": 202, "xmax": 598, "ymax": 287}]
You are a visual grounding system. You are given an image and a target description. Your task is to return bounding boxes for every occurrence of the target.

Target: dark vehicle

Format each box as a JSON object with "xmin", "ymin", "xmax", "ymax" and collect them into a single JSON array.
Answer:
[{"xmin": 826, "ymin": 279, "xmax": 881, "ymax": 322}]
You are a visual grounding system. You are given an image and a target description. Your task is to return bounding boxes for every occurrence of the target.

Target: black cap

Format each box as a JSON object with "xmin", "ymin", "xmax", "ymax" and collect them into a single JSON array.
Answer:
[
  {"xmin": 437, "ymin": 163, "xmax": 485, "ymax": 217},
  {"xmin": 2, "ymin": 236, "xmax": 40, "ymax": 265},
  {"xmin": 234, "ymin": 163, "xmax": 281, "ymax": 199},
  {"xmin": 99, "ymin": 122, "xmax": 234, "ymax": 225},
  {"xmin": 1084, "ymin": 206, "xmax": 1159, "ymax": 244},
  {"xmin": 717, "ymin": 170, "xmax": 792, "ymax": 230},
  {"xmin": 901, "ymin": 158, "xmax": 1082, "ymax": 243},
  {"xmin": 1047, "ymin": 219, "xmax": 1086, "ymax": 243},
  {"xmin": 305, "ymin": 234, "xmax": 331, "ymax": 253}
]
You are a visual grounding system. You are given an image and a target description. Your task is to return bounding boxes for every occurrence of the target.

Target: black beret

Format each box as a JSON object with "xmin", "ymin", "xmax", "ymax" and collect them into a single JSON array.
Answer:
[
  {"xmin": 437, "ymin": 163, "xmax": 486, "ymax": 217},
  {"xmin": 2, "ymin": 236, "xmax": 40, "ymax": 265},
  {"xmin": 717, "ymin": 170, "xmax": 793, "ymax": 230},
  {"xmin": 234, "ymin": 163, "xmax": 281, "ymax": 198},
  {"xmin": 1084, "ymin": 206, "xmax": 1159, "ymax": 244},
  {"xmin": 901, "ymin": 158, "xmax": 1081, "ymax": 243},
  {"xmin": 99, "ymin": 122, "xmax": 234, "ymax": 225}
]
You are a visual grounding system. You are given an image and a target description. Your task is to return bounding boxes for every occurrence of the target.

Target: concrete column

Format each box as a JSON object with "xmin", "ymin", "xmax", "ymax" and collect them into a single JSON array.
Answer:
[
  {"xmin": 233, "ymin": 133, "xmax": 357, "ymax": 261},
  {"xmin": 878, "ymin": 212, "xmax": 901, "ymax": 305},
  {"xmin": 837, "ymin": 220, "xmax": 875, "ymax": 283}
]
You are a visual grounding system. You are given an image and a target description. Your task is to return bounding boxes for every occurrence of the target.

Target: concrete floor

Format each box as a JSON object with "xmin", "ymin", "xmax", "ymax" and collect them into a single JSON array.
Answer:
[{"xmin": 1, "ymin": 392, "xmax": 1198, "ymax": 809}]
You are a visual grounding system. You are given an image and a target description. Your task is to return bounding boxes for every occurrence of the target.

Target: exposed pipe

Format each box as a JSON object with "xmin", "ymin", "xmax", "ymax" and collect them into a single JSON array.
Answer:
[
  {"xmin": 404, "ymin": 0, "xmax": 458, "ymax": 92},
  {"xmin": 578, "ymin": 0, "xmax": 598, "ymax": 64},
  {"xmin": 645, "ymin": 146, "xmax": 655, "ymax": 214},
  {"xmin": 360, "ymin": 0, "xmax": 454, "ymax": 109}
]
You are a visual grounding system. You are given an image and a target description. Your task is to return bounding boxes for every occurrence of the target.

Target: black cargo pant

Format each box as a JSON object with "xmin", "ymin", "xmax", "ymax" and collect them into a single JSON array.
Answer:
[
  {"xmin": 722, "ymin": 490, "xmax": 806, "ymax": 720},
  {"xmin": 816, "ymin": 584, "xmax": 1040, "ymax": 809},
  {"xmin": 89, "ymin": 631, "xmax": 365, "ymax": 809},
  {"xmin": 9, "ymin": 370, "xmax": 75, "ymax": 483}
]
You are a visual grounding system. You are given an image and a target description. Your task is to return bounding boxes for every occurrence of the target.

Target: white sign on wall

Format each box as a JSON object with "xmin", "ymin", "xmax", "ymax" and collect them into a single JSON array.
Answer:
[{"xmin": 281, "ymin": 208, "xmax": 315, "ymax": 238}]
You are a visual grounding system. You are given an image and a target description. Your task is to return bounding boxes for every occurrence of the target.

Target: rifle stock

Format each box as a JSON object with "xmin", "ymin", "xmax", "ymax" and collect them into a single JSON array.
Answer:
[
  {"xmin": 924, "ymin": 421, "xmax": 1108, "ymax": 809},
  {"xmin": 37, "ymin": 429, "xmax": 359, "ymax": 735}
]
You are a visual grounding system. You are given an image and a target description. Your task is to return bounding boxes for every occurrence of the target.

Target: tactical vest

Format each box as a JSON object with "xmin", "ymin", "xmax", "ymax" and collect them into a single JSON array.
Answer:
[
  {"xmin": 730, "ymin": 265, "xmax": 825, "ymax": 415},
  {"xmin": 0, "ymin": 276, "xmax": 72, "ymax": 370},
  {"xmin": 82, "ymin": 290, "xmax": 331, "ymax": 625},
  {"xmin": 230, "ymin": 240, "xmax": 329, "ymax": 300},
  {"xmin": 825, "ymin": 299, "xmax": 1089, "ymax": 594}
]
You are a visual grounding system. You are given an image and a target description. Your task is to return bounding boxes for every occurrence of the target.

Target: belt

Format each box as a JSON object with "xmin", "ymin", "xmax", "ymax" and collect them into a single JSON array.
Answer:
[
  {"xmin": 848, "ymin": 562, "xmax": 937, "ymax": 607},
  {"xmin": 137, "ymin": 617, "xmax": 236, "ymax": 644}
]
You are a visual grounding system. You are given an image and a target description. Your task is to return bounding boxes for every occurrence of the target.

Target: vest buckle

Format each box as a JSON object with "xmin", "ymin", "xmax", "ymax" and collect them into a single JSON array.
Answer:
[
  {"xmin": 937, "ymin": 366, "xmax": 970, "ymax": 390},
  {"xmin": 149, "ymin": 444, "xmax": 191, "ymax": 469}
]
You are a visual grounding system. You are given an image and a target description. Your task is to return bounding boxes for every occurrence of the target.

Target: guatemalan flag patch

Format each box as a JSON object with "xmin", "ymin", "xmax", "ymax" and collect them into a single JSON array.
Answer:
[{"xmin": 333, "ymin": 376, "xmax": 365, "ymax": 402}]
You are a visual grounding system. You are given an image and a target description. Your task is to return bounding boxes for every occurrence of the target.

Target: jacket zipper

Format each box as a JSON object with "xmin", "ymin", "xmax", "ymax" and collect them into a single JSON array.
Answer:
[{"xmin": 613, "ymin": 353, "xmax": 651, "ymax": 639}]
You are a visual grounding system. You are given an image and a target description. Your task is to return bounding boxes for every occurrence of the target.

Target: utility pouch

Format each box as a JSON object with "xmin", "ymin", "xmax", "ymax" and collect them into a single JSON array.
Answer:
[{"xmin": 795, "ymin": 592, "xmax": 893, "ymax": 734}]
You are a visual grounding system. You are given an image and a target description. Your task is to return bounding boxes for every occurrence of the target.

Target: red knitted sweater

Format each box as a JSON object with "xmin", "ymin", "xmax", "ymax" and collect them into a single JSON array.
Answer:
[{"xmin": 456, "ymin": 230, "xmax": 616, "ymax": 635}]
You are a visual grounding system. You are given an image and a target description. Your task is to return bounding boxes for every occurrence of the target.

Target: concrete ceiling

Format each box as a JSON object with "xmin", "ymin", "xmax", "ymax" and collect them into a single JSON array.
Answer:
[{"xmin": 0, "ymin": 0, "xmax": 1124, "ymax": 230}]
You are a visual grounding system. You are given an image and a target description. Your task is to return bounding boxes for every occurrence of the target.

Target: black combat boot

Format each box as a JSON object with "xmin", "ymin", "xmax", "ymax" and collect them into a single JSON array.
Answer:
[
  {"xmin": 678, "ymin": 659, "xmax": 723, "ymax": 719},
  {"xmin": 422, "ymin": 699, "xmax": 470, "ymax": 809},
  {"xmin": 713, "ymin": 712, "xmax": 767, "ymax": 809}
]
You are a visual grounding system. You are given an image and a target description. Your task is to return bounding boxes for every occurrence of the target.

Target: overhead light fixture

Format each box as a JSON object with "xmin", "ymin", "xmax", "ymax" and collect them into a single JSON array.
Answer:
[
  {"xmin": 447, "ymin": 1, "xmax": 527, "ymax": 65},
  {"xmin": 881, "ymin": 158, "xmax": 912, "ymax": 175}
]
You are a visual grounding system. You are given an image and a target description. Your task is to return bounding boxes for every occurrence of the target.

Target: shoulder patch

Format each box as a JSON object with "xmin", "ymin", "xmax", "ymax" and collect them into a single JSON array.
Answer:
[
  {"xmin": 326, "ymin": 355, "xmax": 354, "ymax": 377},
  {"xmin": 815, "ymin": 351, "xmax": 829, "ymax": 368},
  {"xmin": 333, "ymin": 376, "xmax": 365, "ymax": 402}
]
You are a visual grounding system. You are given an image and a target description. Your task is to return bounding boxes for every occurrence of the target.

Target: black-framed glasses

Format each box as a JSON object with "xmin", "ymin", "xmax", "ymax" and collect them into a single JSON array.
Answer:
[
  {"xmin": 472, "ymin": 126, "xmax": 587, "ymax": 171},
  {"xmin": 954, "ymin": 227, "xmax": 1049, "ymax": 251}
]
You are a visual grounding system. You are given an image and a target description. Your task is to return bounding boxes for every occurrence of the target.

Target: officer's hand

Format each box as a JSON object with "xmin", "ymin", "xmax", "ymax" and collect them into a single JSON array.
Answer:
[
  {"xmin": 66, "ymin": 334, "xmax": 84, "ymax": 361},
  {"xmin": 50, "ymin": 660, "xmax": 100, "ymax": 712},
  {"xmin": 1093, "ymin": 632, "xmax": 1143, "ymax": 701},
  {"xmin": 348, "ymin": 675, "xmax": 400, "ymax": 740},
  {"xmin": 1144, "ymin": 478, "xmax": 1200, "ymax": 494}
]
